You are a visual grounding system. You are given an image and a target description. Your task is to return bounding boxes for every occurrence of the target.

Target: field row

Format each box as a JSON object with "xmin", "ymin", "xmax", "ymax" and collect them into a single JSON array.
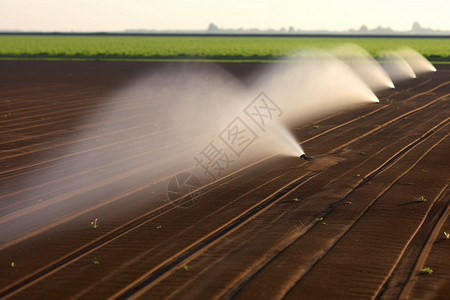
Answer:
[{"xmin": 0, "ymin": 35, "xmax": 449, "ymax": 61}]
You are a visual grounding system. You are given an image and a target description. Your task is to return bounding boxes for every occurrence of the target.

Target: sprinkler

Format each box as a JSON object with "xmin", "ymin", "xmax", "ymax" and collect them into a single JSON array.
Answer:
[{"xmin": 300, "ymin": 154, "xmax": 314, "ymax": 161}]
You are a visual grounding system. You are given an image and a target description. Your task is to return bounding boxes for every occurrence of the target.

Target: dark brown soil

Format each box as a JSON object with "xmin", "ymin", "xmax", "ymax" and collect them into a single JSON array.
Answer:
[{"xmin": 0, "ymin": 61, "xmax": 449, "ymax": 300}]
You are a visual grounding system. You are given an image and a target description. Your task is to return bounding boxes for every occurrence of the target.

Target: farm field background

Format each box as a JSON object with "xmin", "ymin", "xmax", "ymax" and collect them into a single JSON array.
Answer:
[{"xmin": 0, "ymin": 35, "xmax": 449, "ymax": 62}]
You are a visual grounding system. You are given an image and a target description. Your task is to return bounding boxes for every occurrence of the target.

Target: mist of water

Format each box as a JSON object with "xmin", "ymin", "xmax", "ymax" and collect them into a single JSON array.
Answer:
[
  {"xmin": 379, "ymin": 50, "xmax": 417, "ymax": 82},
  {"xmin": 331, "ymin": 44, "xmax": 395, "ymax": 90},
  {"xmin": 3, "ymin": 44, "xmax": 437, "ymax": 245},
  {"xmin": 265, "ymin": 120, "xmax": 305, "ymax": 157},
  {"xmin": 250, "ymin": 49, "xmax": 379, "ymax": 129},
  {"xmin": 396, "ymin": 48, "xmax": 437, "ymax": 74}
]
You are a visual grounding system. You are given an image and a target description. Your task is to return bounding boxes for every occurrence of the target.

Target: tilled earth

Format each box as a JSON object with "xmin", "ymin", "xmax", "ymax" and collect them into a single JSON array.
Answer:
[{"xmin": 0, "ymin": 61, "xmax": 449, "ymax": 300}]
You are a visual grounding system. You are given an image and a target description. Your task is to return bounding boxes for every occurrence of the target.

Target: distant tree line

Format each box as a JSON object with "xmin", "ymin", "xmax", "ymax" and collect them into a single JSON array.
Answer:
[{"xmin": 205, "ymin": 22, "xmax": 450, "ymax": 35}]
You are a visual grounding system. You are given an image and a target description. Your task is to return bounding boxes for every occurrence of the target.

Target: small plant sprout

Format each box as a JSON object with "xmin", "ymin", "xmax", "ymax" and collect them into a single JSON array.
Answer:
[
  {"xmin": 360, "ymin": 151, "xmax": 366, "ymax": 155},
  {"xmin": 91, "ymin": 218, "xmax": 99, "ymax": 229},
  {"xmin": 184, "ymin": 265, "xmax": 189, "ymax": 271},
  {"xmin": 10, "ymin": 261, "xmax": 15, "ymax": 268},
  {"xmin": 293, "ymin": 197, "xmax": 300, "ymax": 202},
  {"xmin": 421, "ymin": 267, "xmax": 433, "ymax": 275},
  {"xmin": 313, "ymin": 125, "xmax": 320, "ymax": 129},
  {"xmin": 415, "ymin": 196, "xmax": 426, "ymax": 202},
  {"xmin": 444, "ymin": 232, "xmax": 450, "ymax": 239},
  {"xmin": 93, "ymin": 260, "xmax": 100, "ymax": 265},
  {"xmin": 356, "ymin": 173, "xmax": 361, "ymax": 177},
  {"xmin": 316, "ymin": 217, "xmax": 327, "ymax": 225}
]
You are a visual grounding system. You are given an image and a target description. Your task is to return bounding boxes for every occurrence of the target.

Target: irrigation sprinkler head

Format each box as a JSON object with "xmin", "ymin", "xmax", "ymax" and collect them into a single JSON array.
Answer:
[{"xmin": 300, "ymin": 154, "xmax": 314, "ymax": 161}]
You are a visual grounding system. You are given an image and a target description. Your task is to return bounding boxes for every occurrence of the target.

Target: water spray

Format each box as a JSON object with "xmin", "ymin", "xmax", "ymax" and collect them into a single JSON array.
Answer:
[
  {"xmin": 332, "ymin": 44, "xmax": 395, "ymax": 91},
  {"xmin": 396, "ymin": 48, "xmax": 437, "ymax": 74},
  {"xmin": 379, "ymin": 50, "xmax": 417, "ymax": 82},
  {"xmin": 6, "ymin": 43, "xmax": 429, "ymax": 243},
  {"xmin": 251, "ymin": 49, "xmax": 380, "ymax": 128}
]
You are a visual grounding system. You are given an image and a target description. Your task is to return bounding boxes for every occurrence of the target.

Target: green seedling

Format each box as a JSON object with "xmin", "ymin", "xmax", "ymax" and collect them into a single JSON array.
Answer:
[
  {"xmin": 93, "ymin": 260, "xmax": 100, "ymax": 265},
  {"xmin": 91, "ymin": 218, "xmax": 99, "ymax": 229},
  {"xmin": 360, "ymin": 151, "xmax": 366, "ymax": 155},
  {"xmin": 356, "ymin": 173, "xmax": 361, "ymax": 177},
  {"xmin": 184, "ymin": 265, "xmax": 189, "ymax": 271},
  {"xmin": 293, "ymin": 197, "xmax": 300, "ymax": 202},
  {"xmin": 415, "ymin": 196, "xmax": 426, "ymax": 202},
  {"xmin": 444, "ymin": 232, "xmax": 450, "ymax": 239},
  {"xmin": 316, "ymin": 217, "xmax": 327, "ymax": 225},
  {"xmin": 313, "ymin": 125, "xmax": 320, "ymax": 129},
  {"xmin": 10, "ymin": 261, "xmax": 15, "ymax": 268},
  {"xmin": 421, "ymin": 267, "xmax": 433, "ymax": 275}
]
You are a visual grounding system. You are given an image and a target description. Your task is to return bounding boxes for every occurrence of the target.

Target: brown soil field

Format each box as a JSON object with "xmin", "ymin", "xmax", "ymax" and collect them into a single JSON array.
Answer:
[{"xmin": 0, "ymin": 61, "xmax": 449, "ymax": 300}]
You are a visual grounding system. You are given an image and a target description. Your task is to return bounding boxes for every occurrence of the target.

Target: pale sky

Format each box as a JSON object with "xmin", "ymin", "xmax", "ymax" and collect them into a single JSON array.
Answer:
[{"xmin": 0, "ymin": 0, "xmax": 449, "ymax": 32}]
